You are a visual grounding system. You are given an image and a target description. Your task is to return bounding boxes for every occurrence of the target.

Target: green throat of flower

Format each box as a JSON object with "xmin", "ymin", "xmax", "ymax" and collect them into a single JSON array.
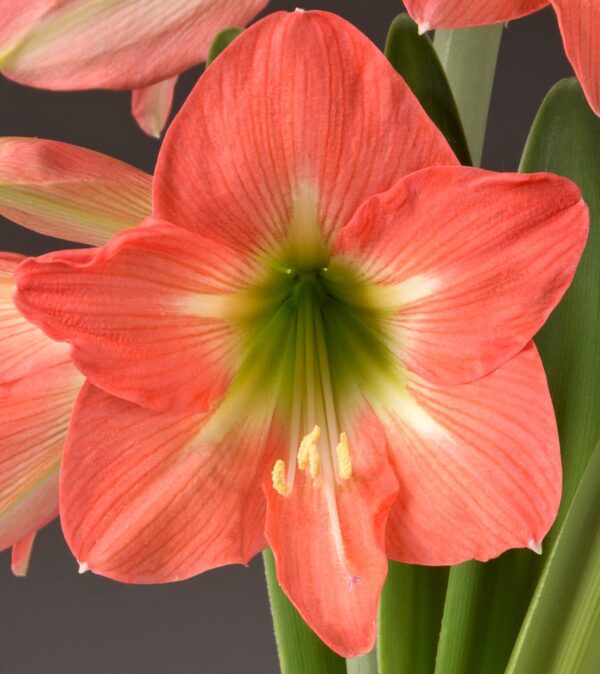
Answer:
[{"xmin": 219, "ymin": 231, "xmax": 401, "ymax": 501}]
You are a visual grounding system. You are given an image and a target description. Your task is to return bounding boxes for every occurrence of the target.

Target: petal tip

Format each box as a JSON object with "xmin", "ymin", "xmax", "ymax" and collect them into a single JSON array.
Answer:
[
  {"xmin": 417, "ymin": 22, "xmax": 431, "ymax": 35},
  {"xmin": 527, "ymin": 539, "xmax": 543, "ymax": 555},
  {"xmin": 78, "ymin": 561, "xmax": 90, "ymax": 574}
]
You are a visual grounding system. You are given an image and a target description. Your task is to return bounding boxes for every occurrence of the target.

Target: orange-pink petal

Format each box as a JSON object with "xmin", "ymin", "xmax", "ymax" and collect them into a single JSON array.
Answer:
[
  {"xmin": 60, "ymin": 383, "xmax": 280, "ymax": 582},
  {"xmin": 0, "ymin": 253, "xmax": 83, "ymax": 558},
  {"xmin": 551, "ymin": 1, "xmax": 600, "ymax": 116},
  {"xmin": 11, "ymin": 531, "xmax": 36, "ymax": 576},
  {"xmin": 384, "ymin": 343, "xmax": 560, "ymax": 565},
  {"xmin": 0, "ymin": 0, "xmax": 268, "ymax": 90},
  {"xmin": 131, "ymin": 76, "xmax": 178, "ymax": 138},
  {"xmin": 403, "ymin": 0, "xmax": 547, "ymax": 29},
  {"xmin": 334, "ymin": 166, "xmax": 588, "ymax": 386},
  {"xmin": 0, "ymin": 138, "xmax": 151, "ymax": 245},
  {"xmin": 15, "ymin": 220, "xmax": 256, "ymax": 413},
  {"xmin": 154, "ymin": 10, "xmax": 457, "ymax": 253},
  {"xmin": 265, "ymin": 406, "xmax": 398, "ymax": 657}
]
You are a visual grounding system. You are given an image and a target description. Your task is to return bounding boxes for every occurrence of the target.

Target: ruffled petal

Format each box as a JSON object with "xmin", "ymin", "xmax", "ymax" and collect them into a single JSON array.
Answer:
[
  {"xmin": 383, "ymin": 343, "xmax": 560, "ymax": 565},
  {"xmin": 265, "ymin": 404, "xmax": 399, "ymax": 657},
  {"xmin": 131, "ymin": 76, "xmax": 178, "ymax": 138},
  {"xmin": 333, "ymin": 166, "xmax": 588, "ymax": 386},
  {"xmin": 154, "ymin": 10, "xmax": 457, "ymax": 254},
  {"xmin": 11, "ymin": 531, "xmax": 36, "ymax": 576},
  {"xmin": 61, "ymin": 383, "xmax": 281, "ymax": 582},
  {"xmin": 551, "ymin": 1, "xmax": 600, "ymax": 116},
  {"xmin": 15, "ymin": 220, "xmax": 260, "ymax": 413},
  {"xmin": 0, "ymin": 0, "xmax": 268, "ymax": 90},
  {"xmin": 0, "ymin": 138, "xmax": 151, "ymax": 245},
  {"xmin": 403, "ymin": 0, "xmax": 547, "ymax": 30}
]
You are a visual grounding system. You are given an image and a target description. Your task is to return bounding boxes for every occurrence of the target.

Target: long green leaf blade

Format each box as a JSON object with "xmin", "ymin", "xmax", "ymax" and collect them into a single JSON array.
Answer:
[
  {"xmin": 263, "ymin": 549, "xmax": 346, "ymax": 674},
  {"xmin": 385, "ymin": 14, "xmax": 471, "ymax": 165},
  {"xmin": 379, "ymin": 562, "xmax": 448, "ymax": 674},
  {"xmin": 506, "ymin": 441, "xmax": 600, "ymax": 673},
  {"xmin": 521, "ymin": 78, "xmax": 600, "ymax": 526}
]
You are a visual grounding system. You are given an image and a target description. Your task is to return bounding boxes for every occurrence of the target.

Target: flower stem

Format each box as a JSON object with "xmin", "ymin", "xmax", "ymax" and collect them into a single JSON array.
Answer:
[
  {"xmin": 433, "ymin": 24, "xmax": 504, "ymax": 166},
  {"xmin": 347, "ymin": 649, "xmax": 378, "ymax": 674},
  {"xmin": 263, "ymin": 549, "xmax": 346, "ymax": 674}
]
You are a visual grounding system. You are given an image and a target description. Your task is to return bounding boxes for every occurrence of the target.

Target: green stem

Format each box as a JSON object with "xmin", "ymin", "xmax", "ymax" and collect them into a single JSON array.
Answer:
[
  {"xmin": 379, "ymin": 562, "xmax": 448, "ymax": 674},
  {"xmin": 347, "ymin": 650, "xmax": 378, "ymax": 674},
  {"xmin": 263, "ymin": 549, "xmax": 346, "ymax": 674},
  {"xmin": 433, "ymin": 24, "xmax": 503, "ymax": 166}
]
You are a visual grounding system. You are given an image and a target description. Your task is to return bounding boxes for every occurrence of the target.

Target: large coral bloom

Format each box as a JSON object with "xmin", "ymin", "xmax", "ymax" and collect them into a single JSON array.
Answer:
[
  {"xmin": 0, "ymin": 0, "xmax": 268, "ymax": 136},
  {"xmin": 14, "ymin": 11, "xmax": 588, "ymax": 656},
  {"xmin": 404, "ymin": 0, "xmax": 600, "ymax": 116},
  {"xmin": 0, "ymin": 137, "xmax": 152, "ymax": 573}
]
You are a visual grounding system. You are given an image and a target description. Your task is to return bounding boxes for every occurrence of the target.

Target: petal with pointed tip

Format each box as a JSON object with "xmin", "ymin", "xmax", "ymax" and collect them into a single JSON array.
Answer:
[
  {"xmin": 551, "ymin": 1, "xmax": 600, "ymax": 116},
  {"xmin": 0, "ymin": 138, "xmax": 151, "ymax": 245},
  {"xmin": 132, "ymin": 76, "xmax": 178, "ymax": 138},
  {"xmin": 154, "ymin": 10, "xmax": 457, "ymax": 253},
  {"xmin": 11, "ymin": 531, "xmax": 36, "ymax": 576},
  {"xmin": 384, "ymin": 343, "xmax": 561, "ymax": 566},
  {"xmin": 334, "ymin": 166, "xmax": 588, "ymax": 386},
  {"xmin": 0, "ymin": 0, "xmax": 268, "ymax": 90},
  {"xmin": 403, "ymin": 0, "xmax": 547, "ymax": 29},
  {"xmin": 265, "ymin": 405, "xmax": 399, "ymax": 658},
  {"xmin": 14, "ymin": 220, "xmax": 257, "ymax": 413},
  {"xmin": 60, "ymin": 383, "xmax": 280, "ymax": 583}
]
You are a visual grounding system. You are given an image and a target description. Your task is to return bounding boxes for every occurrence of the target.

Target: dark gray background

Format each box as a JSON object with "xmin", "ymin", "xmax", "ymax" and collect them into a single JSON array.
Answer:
[{"xmin": 0, "ymin": 2, "xmax": 572, "ymax": 672}]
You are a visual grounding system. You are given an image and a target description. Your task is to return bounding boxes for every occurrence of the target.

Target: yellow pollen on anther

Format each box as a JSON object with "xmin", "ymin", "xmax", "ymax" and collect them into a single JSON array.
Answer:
[
  {"xmin": 336, "ymin": 432, "xmax": 353, "ymax": 480},
  {"xmin": 298, "ymin": 425, "xmax": 321, "ymax": 472},
  {"xmin": 309, "ymin": 443, "xmax": 321, "ymax": 478},
  {"xmin": 272, "ymin": 459, "xmax": 288, "ymax": 496}
]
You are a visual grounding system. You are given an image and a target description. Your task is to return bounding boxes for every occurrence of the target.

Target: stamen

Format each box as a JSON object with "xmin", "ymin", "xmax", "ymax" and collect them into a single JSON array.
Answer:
[
  {"xmin": 272, "ymin": 459, "xmax": 288, "ymax": 496},
  {"xmin": 298, "ymin": 425, "xmax": 321, "ymax": 471},
  {"xmin": 309, "ymin": 443, "xmax": 321, "ymax": 478},
  {"xmin": 336, "ymin": 432, "xmax": 353, "ymax": 480}
]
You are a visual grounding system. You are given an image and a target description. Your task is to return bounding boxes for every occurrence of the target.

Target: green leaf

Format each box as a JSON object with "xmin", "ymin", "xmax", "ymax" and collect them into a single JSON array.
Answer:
[
  {"xmin": 379, "ymin": 562, "xmax": 448, "ymax": 674},
  {"xmin": 433, "ymin": 24, "xmax": 503, "ymax": 166},
  {"xmin": 522, "ymin": 78, "xmax": 600, "ymax": 526},
  {"xmin": 385, "ymin": 14, "xmax": 471, "ymax": 165},
  {"xmin": 347, "ymin": 650, "xmax": 378, "ymax": 674},
  {"xmin": 433, "ymin": 553, "xmax": 540, "ymax": 674},
  {"xmin": 506, "ymin": 440, "xmax": 600, "ymax": 673},
  {"xmin": 207, "ymin": 27, "xmax": 243, "ymax": 66},
  {"xmin": 263, "ymin": 549, "xmax": 346, "ymax": 674}
]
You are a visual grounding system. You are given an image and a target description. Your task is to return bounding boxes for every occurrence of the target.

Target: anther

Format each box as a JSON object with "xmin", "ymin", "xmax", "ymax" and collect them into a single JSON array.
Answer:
[
  {"xmin": 309, "ymin": 443, "xmax": 321, "ymax": 478},
  {"xmin": 272, "ymin": 459, "xmax": 288, "ymax": 496},
  {"xmin": 336, "ymin": 432, "xmax": 353, "ymax": 480},
  {"xmin": 298, "ymin": 425, "xmax": 321, "ymax": 471}
]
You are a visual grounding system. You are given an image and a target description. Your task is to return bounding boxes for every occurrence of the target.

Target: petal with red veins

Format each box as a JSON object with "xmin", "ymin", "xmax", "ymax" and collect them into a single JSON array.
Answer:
[
  {"xmin": 403, "ymin": 0, "xmax": 547, "ymax": 30},
  {"xmin": 154, "ymin": 10, "xmax": 457, "ymax": 254},
  {"xmin": 334, "ymin": 166, "xmax": 588, "ymax": 386},
  {"xmin": 551, "ymin": 1, "xmax": 600, "ymax": 116},
  {"xmin": 383, "ymin": 343, "xmax": 560, "ymax": 566},
  {"xmin": 0, "ymin": 0, "xmax": 268, "ymax": 90},
  {"xmin": 265, "ymin": 405, "xmax": 399, "ymax": 658},
  {"xmin": 11, "ymin": 531, "xmax": 36, "ymax": 576},
  {"xmin": 0, "ymin": 252, "xmax": 71, "ymax": 385},
  {"xmin": 0, "ymin": 138, "xmax": 151, "ymax": 245},
  {"xmin": 60, "ymin": 383, "xmax": 281, "ymax": 583},
  {"xmin": 14, "ymin": 220, "xmax": 260, "ymax": 413},
  {"xmin": 132, "ymin": 76, "xmax": 178, "ymax": 139},
  {"xmin": 0, "ymin": 356, "xmax": 83, "ymax": 555}
]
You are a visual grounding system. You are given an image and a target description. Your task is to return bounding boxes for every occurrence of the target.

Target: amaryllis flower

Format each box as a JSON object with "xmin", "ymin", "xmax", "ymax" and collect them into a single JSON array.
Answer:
[
  {"xmin": 0, "ymin": 0, "xmax": 268, "ymax": 136},
  {"xmin": 0, "ymin": 137, "xmax": 152, "ymax": 573},
  {"xmin": 404, "ymin": 0, "xmax": 600, "ymax": 115},
  {"xmin": 13, "ymin": 11, "xmax": 587, "ymax": 656}
]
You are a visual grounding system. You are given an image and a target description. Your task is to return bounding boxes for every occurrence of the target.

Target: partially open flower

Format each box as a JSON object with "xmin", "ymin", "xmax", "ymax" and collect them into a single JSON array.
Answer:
[
  {"xmin": 404, "ymin": 0, "xmax": 600, "ymax": 116},
  {"xmin": 0, "ymin": 0, "xmax": 269, "ymax": 135},
  {"xmin": 13, "ymin": 10, "xmax": 588, "ymax": 656}
]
